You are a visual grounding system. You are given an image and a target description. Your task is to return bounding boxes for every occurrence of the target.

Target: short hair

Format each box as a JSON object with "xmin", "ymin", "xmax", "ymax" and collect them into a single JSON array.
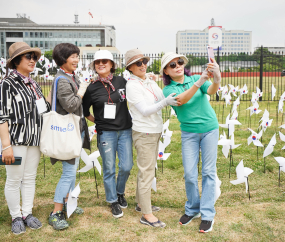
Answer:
[
  {"xmin": 163, "ymin": 67, "xmax": 192, "ymax": 86},
  {"xmin": 52, "ymin": 43, "xmax": 80, "ymax": 66}
]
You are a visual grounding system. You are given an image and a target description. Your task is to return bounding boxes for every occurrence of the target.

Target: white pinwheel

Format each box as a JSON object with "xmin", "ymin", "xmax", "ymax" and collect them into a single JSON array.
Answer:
[
  {"xmin": 78, "ymin": 149, "xmax": 101, "ymax": 174},
  {"xmin": 251, "ymin": 92, "xmax": 258, "ymax": 104},
  {"xmin": 67, "ymin": 183, "xmax": 80, "ymax": 218},
  {"xmin": 256, "ymin": 87, "xmax": 263, "ymax": 98},
  {"xmin": 219, "ymin": 113, "xmax": 241, "ymax": 137},
  {"xmin": 230, "ymin": 160, "xmax": 253, "ymax": 193},
  {"xmin": 263, "ymin": 134, "xmax": 276, "ymax": 158},
  {"xmin": 218, "ymin": 132, "xmax": 241, "ymax": 158},
  {"xmin": 259, "ymin": 109, "xmax": 273, "ymax": 132},
  {"xmin": 278, "ymin": 99, "xmax": 284, "ymax": 113},
  {"xmin": 228, "ymin": 84, "xmax": 239, "ymax": 97},
  {"xmin": 232, "ymin": 97, "xmax": 240, "ymax": 113},
  {"xmin": 247, "ymin": 128, "xmax": 263, "ymax": 147},
  {"xmin": 274, "ymin": 157, "xmax": 285, "ymax": 173},
  {"xmin": 272, "ymin": 84, "xmax": 276, "ymax": 101},
  {"xmin": 278, "ymin": 131, "xmax": 285, "ymax": 149},
  {"xmin": 88, "ymin": 124, "xmax": 97, "ymax": 141},
  {"xmin": 238, "ymin": 84, "xmax": 248, "ymax": 96},
  {"xmin": 247, "ymin": 102, "xmax": 262, "ymax": 116}
]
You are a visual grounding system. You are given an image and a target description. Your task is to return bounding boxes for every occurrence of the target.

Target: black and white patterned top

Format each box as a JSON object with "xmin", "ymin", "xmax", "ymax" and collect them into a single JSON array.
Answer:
[{"xmin": 0, "ymin": 71, "xmax": 50, "ymax": 146}]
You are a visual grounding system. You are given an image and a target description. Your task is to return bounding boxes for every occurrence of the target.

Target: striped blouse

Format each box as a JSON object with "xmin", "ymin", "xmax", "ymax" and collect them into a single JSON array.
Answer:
[{"xmin": 0, "ymin": 71, "xmax": 50, "ymax": 146}]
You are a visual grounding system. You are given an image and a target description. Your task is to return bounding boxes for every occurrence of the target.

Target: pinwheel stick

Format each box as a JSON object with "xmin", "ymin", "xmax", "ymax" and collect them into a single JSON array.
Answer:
[
  {"xmin": 256, "ymin": 146, "xmax": 258, "ymax": 160},
  {"xmin": 279, "ymin": 166, "xmax": 281, "ymax": 187},
  {"xmin": 161, "ymin": 158, "xmax": 163, "ymax": 174},
  {"xmin": 92, "ymin": 161, "xmax": 99, "ymax": 198},
  {"xmin": 247, "ymin": 177, "xmax": 251, "ymax": 200},
  {"xmin": 263, "ymin": 144, "xmax": 267, "ymax": 173},
  {"xmin": 276, "ymin": 106, "xmax": 278, "ymax": 133}
]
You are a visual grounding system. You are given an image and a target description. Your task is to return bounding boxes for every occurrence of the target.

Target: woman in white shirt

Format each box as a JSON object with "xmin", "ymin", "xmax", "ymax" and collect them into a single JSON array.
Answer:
[{"xmin": 125, "ymin": 49, "xmax": 179, "ymax": 228}]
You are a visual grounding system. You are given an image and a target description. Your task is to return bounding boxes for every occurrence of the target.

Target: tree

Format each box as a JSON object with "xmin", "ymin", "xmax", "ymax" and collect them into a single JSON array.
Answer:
[{"xmin": 44, "ymin": 50, "xmax": 53, "ymax": 60}]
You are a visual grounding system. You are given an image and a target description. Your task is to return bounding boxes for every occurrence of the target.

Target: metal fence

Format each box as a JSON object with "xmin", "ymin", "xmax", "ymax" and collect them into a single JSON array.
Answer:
[{"xmin": 1, "ymin": 47, "xmax": 285, "ymax": 103}]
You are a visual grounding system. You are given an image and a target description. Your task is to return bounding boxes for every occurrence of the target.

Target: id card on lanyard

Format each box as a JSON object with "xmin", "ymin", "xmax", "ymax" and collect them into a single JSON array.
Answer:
[
  {"xmin": 101, "ymin": 81, "xmax": 116, "ymax": 119},
  {"xmin": 104, "ymin": 102, "xmax": 116, "ymax": 119},
  {"xmin": 28, "ymin": 84, "xmax": 47, "ymax": 114}
]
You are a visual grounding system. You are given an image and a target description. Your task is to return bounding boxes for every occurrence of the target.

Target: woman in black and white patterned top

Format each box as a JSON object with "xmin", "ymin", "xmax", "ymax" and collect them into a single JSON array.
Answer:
[{"xmin": 0, "ymin": 42, "xmax": 50, "ymax": 235}]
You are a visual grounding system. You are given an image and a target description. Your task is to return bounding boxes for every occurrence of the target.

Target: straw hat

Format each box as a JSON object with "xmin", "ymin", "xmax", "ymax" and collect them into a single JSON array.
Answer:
[
  {"xmin": 7, "ymin": 42, "xmax": 41, "ymax": 69},
  {"xmin": 125, "ymin": 49, "xmax": 150, "ymax": 68},
  {"xmin": 89, "ymin": 50, "xmax": 117, "ymax": 70},
  {"xmin": 160, "ymin": 52, "xmax": 188, "ymax": 75}
]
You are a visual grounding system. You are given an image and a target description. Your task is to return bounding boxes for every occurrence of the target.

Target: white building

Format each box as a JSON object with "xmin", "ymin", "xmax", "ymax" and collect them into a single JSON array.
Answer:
[{"xmin": 176, "ymin": 20, "xmax": 252, "ymax": 54}]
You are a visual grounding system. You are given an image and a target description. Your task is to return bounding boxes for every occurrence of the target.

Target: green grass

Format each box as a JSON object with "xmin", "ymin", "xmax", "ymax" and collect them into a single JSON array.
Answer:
[{"xmin": 1, "ymin": 99, "xmax": 285, "ymax": 241}]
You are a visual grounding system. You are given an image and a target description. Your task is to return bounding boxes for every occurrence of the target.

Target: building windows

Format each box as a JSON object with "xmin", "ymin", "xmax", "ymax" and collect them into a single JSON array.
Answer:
[
  {"xmin": 40, "ymin": 32, "xmax": 43, "ymax": 38},
  {"xmin": 35, "ymin": 41, "xmax": 38, "ymax": 47},
  {"xmin": 35, "ymin": 32, "xmax": 38, "ymax": 38},
  {"xmin": 45, "ymin": 32, "xmax": 48, "ymax": 38}
]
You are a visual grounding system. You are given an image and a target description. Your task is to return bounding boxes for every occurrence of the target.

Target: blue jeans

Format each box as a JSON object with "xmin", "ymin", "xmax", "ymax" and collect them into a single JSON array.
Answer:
[
  {"xmin": 97, "ymin": 128, "xmax": 133, "ymax": 203},
  {"xmin": 54, "ymin": 131, "xmax": 85, "ymax": 204},
  {"xmin": 181, "ymin": 128, "xmax": 219, "ymax": 221}
]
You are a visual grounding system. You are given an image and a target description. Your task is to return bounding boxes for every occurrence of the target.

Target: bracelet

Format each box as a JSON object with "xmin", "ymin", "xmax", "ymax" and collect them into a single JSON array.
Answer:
[{"xmin": 2, "ymin": 145, "xmax": 11, "ymax": 151}]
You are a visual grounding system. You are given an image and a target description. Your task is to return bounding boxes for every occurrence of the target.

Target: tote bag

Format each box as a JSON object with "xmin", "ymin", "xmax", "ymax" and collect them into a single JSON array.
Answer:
[{"xmin": 40, "ymin": 76, "xmax": 82, "ymax": 160}]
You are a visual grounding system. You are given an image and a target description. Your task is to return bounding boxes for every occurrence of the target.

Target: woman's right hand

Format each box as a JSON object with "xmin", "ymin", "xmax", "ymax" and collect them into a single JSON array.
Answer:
[{"xmin": 2, "ymin": 147, "xmax": 15, "ymax": 165}]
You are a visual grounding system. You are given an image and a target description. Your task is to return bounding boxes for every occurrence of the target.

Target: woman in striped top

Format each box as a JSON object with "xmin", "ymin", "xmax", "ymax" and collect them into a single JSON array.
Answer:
[{"xmin": 0, "ymin": 42, "xmax": 51, "ymax": 234}]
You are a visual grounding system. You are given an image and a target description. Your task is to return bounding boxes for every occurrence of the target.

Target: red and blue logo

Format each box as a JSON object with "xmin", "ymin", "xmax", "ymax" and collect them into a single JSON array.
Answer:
[
  {"xmin": 158, "ymin": 152, "xmax": 163, "ymax": 158},
  {"xmin": 252, "ymin": 136, "xmax": 256, "ymax": 140},
  {"xmin": 212, "ymin": 33, "xmax": 218, "ymax": 40}
]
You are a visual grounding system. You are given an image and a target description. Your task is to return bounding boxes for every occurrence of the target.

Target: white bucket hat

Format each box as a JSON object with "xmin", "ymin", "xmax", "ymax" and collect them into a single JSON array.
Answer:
[
  {"xmin": 89, "ymin": 50, "xmax": 117, "ymax": 70},
  {"xmin": 160, "ymin": 52, "xmax": 188, "ymax": 75}
]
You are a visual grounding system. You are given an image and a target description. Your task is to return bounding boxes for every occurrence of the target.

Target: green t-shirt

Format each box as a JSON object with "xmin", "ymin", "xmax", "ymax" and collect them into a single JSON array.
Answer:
[{"xmin": 163, "ymin": 75, "xmax": 219, "ymax": 133}]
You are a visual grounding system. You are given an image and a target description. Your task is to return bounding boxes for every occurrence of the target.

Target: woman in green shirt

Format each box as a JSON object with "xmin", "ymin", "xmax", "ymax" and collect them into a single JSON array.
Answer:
[{"xmin": 161, "ymin": 52, "xmax": 221, "ymax": 233}]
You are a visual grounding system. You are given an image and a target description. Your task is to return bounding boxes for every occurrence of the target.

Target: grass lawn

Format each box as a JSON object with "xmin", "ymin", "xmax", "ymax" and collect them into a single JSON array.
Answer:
[{"xmin": 1, "ymin": 99, "xmax": 285, "ymax": 241}]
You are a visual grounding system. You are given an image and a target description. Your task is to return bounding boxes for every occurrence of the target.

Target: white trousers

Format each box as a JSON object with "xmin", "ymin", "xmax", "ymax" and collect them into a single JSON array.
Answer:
[{"xmin": 5, "ymin": 145, "xmax": 40, "ymax": 219}]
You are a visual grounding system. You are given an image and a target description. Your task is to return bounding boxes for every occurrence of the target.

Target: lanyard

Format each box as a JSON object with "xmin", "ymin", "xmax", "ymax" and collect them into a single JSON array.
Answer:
[
  {"xmin": 139, "ymin": 81, "xmax": 158, "ymax": 101},
  {"xmin": 27, "ymin": 83, "xmax": 41, "ymax": 100},
  {"xmin": 101, "ymin": 81, "xmax": 113, "ymax": 104},
  {"xmin": 60, "ymin": 68, "xmax": 78, "ymax": 90}
]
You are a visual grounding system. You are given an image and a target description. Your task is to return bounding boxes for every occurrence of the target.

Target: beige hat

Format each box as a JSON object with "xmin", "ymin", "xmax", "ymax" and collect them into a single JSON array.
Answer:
[
  {"xmin": 89, "ymin": 50, "xmax": 117, "ymax": 71},
  {"xmin": 125, "ymin": 49, "xmax": 150, "ymax": 68},
  {"xmin": 7, "ymin": 42, "xmax": 41, "ymax": 69},
  {"xmin": 160, "ymin": 52, "xmax": 188, "ymax": 75}
]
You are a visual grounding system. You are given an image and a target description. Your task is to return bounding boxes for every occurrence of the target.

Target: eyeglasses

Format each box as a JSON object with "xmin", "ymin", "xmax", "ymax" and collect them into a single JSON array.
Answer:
[
  {"xmin": 95, "ymin": 59, "xmax": 109, "ymax": 65},
  {"xmin": 134, "ymin": 58, "xmax": 148, "ymax": 67},
  {"xmin": 167, "ymin": 58, "xmax": 185, "ymax": 69},
  {"xmin": 24, "ymin": 53, "xmax": 38, "ymax": 62}
]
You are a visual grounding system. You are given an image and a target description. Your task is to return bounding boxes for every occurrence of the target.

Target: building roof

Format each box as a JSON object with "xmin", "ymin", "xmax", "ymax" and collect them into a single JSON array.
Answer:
[
  {"xmin": 0, "ymin": 17, "xmax": 115, "ymax": 30},
  {"xmin": 0, "ymin": 17, "xmax": 36, "ymax": 24}
]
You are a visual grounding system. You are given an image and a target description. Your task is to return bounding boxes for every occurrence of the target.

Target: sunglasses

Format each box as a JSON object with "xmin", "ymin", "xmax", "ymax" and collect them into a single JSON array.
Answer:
[
  {"xmin": 134, "ymin": 58, "xmax": 148, "ymax": 67},
  {"xmin": 95, "ymin": 59, "xmax": 109, "ymax": 65},
  {"xmin": 167, "ymin": 58, "xmax": 185, "ymax": 69},
  {"xmin": 24, "ymin": 53, "xmax": 38, "ymax": 62}
]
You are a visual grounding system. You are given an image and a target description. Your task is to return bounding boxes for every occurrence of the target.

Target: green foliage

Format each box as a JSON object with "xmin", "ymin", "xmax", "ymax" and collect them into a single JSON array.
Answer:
[{"xmin": 44, "ymin": 50, "xmax": 53, "ymax": 60}]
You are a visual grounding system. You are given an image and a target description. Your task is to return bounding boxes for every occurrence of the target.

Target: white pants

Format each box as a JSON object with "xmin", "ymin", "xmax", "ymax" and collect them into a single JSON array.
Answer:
[{"xmin": 5, "ymin": 145, "xmax": 40, "ymax": 219}]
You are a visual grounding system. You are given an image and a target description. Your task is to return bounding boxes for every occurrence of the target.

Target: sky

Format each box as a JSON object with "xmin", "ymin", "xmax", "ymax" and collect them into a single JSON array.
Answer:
[{"xmin": 1, "ymin": 0, "xmax": 284, "ymax": 54}]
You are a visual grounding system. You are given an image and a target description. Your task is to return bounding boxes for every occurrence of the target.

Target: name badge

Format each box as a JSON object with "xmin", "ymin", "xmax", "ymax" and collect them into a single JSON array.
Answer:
[
  {"xmin": 36, "ymin": 98, "xmax": 47, "ymax": 114},
  {"xmin": 104, "ymin": 102, "xmax": 116, "ymax": 119}
]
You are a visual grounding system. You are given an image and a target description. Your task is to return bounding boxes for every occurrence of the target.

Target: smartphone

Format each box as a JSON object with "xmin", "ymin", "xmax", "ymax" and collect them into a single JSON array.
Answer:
[
  {"xmin": 0, "ymin": 156, "xmax": 22, "ymax": 165},
  {"xmin": 207, "ymin": 46, "xmax": 215, "ymax": 63}
]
